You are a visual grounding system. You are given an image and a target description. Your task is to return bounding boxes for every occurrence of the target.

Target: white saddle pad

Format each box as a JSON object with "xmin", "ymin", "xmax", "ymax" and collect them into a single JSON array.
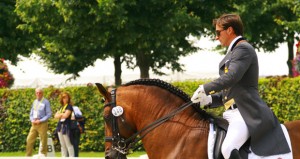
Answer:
[{"xmin": 208, "ymin": 124, "xmax": 293, "ymax": 159}]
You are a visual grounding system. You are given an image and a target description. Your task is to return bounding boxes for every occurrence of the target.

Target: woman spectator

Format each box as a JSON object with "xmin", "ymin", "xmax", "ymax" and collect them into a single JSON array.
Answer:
[{"xmin": 54, "ymin": 92, "xmax": 74, "ymax": 157}]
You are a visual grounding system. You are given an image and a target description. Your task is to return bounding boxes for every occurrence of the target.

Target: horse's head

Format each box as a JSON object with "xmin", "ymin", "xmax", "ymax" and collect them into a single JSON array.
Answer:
[
  {"xmin": 96, "ymin": 83, "xmax": 137, "ymax": 159},
  {"xmin": 96, "ymin": 79, "xmax": 213, "ymax": 159}
]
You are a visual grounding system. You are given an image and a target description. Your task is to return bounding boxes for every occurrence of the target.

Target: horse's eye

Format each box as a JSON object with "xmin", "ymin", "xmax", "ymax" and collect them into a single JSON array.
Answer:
[
  {"xmin": 103, "ymin": 114, "xmax": 111, "ymax": 123},
  {"xmin": 101, "ymin": 97, "xmax": 105, "ymax": 103}
]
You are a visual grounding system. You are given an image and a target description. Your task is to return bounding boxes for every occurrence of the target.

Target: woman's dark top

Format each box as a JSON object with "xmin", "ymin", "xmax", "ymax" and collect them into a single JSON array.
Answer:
[{"xmin": 56, "ymin": 104, "xmax": 73, "ymax": 135}]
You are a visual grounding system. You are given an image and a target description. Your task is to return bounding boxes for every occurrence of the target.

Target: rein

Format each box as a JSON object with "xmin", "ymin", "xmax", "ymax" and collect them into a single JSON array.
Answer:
[{"xmin": 105, "ymin": 88, "xmax": 194, "ymax": 155}]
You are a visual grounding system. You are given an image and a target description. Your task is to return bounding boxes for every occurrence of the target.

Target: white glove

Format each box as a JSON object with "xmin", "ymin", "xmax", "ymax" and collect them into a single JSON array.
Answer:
[{"xmin": 191, "ymin": 85, "xmax": 212, "ymax": 105}]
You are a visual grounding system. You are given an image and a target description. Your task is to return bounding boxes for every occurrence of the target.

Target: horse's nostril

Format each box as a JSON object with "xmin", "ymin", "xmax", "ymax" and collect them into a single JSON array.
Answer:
[{"xmin": 105, "ymin": 148, "xmax": 111, "ymax": 159}]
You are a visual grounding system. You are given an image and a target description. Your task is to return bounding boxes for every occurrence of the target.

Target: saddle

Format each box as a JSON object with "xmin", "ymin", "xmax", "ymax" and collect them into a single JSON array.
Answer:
[
  {"xmin": 191, "ymin": 104, "xmax": 250, "ymax": 158},
  {"xmin": 212, "ymin": 118, "xmax": 251, "ymax": 159}
]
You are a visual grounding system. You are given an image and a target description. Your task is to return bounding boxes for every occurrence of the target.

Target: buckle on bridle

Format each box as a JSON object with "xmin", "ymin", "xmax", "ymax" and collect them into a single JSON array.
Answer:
[
  {"xmin": 112, "ymin": 146, "xmax": 128, "ymax": 155},
  {"xmin": 111, "ymin": 138, "xmax": 130, "ymax": 155}
]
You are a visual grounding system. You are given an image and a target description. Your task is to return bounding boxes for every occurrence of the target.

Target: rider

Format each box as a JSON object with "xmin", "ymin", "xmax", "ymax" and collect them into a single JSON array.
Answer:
[{"xmin": 191, "ymin": 13, "xmax": 291, "ymax": 159}]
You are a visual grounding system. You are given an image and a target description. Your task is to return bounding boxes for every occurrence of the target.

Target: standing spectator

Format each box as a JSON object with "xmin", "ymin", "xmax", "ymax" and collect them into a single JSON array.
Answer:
[
  {"xmin": 292, "ymin": 40, "xmax": 300, "ymax": 77},
  {"xmin": 26, "ymin": 87, "xmax": 52, "ymax": 157},
  {"xmin": 54, "ymin": 92, "xmax": 74, "ymax": 157},
  {"xmin": 70, "ymin": 105, "xmax": 84, "ymax": 157}
]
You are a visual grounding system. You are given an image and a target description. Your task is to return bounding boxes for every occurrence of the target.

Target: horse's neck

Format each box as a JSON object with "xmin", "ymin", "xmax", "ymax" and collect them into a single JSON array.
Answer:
[
  {"xmin": 141, "ymin": 117, "xmax": 210, "ymax": 159},
  {"xmin": 118, "ymin": 86, "xmax": 210, "ymax": 158},
  {"xmin": 118, "ymin": 85, "xmax": 209, "ymax": 130}
]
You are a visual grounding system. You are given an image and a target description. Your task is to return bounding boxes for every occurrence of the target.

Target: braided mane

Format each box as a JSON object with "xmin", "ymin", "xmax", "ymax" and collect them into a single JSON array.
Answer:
[{"xmin": 123, "ymin": 78, "xmax": 213, "ymax": 120}]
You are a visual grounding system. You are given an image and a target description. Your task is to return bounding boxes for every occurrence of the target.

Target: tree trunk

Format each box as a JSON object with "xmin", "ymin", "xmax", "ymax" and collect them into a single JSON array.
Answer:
[
  {"xmin": 136, "ymin": 52, "xmax": 150, "ymax": 78},
  {"xmin": 139, "ymin": 64, "xmax": 150, "ymax": 78},
  {"xmin": 286, "ymin": 32, "xmax": 295, "ymax": 77},
  {"xmin": 114, "ymin": 55, "xmax": 122, "ymax": 86}
]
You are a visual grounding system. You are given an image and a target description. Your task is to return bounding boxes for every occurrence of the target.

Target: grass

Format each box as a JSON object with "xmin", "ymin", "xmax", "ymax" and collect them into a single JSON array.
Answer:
[{"xmin": 0, "ymin": 151, "xmax": 146, "ymax": 157}]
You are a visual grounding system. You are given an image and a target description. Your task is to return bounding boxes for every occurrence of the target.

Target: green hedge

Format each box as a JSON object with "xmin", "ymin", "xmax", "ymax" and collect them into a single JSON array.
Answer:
[
  {"xmin": 0, "ymin": 86, "xmax": 104, "ymax": 152},
  {"xmin": 258, "ymin": 76, "xmax": 300, "ymax": 122},
  {"xmin": 0, "ymin": 77, "xmax": 300, "ymax": 152}
]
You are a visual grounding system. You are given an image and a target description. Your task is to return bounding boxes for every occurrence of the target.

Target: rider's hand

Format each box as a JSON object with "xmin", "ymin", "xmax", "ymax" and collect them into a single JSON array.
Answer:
[{"xmin": 191, "ymin": 85, "xmax": 212, "ymax": 105}]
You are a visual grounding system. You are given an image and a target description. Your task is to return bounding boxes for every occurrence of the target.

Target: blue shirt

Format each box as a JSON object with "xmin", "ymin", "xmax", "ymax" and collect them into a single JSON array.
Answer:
[{"xmin": 29, "ymin": 98, "xmax": 52, "ymax": 122}]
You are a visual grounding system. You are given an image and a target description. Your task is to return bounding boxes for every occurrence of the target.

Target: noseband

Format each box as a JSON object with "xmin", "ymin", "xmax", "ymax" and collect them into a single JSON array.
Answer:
[{"xmin": 104, "ymin": 88, "xmax": 194, "ymax": 156}]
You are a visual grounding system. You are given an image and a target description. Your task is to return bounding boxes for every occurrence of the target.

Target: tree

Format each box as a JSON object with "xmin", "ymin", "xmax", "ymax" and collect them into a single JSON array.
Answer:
[
  {"xmin": 16, "ymin": 0, "xmax": 118, "ymax": 76},
  {"xmin": 118, "ymin": 1, "xmax": 201, "ymax": 78},
  {"xmin": 274, "ymin": 0, "xmax": 300, "ymax": 33},
  {"xmin": 273, "ymin": 0, "xmax": 300, "ymax": 76},
  {"xmin": 235, "ymin": 0, "xmax": 300, "ymax": 76},
  {"xmin": 0, "ymin": 0, "xmax": 37, "ymax": 64},
  {"xmin": 189, "ymin": 0, "xmax": 300, "ymax": 77},
  {"xmin": 17, "ymin": 0, "xmax": 300, "ymax": 85},
  {"xmin": 16, "ymin": 0, "xmax": 234, "ymax": 85}
]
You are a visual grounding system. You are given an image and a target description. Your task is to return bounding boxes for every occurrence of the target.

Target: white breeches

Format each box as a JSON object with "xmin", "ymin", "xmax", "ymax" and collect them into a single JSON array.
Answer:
[{"xmin": 221, "ymin": 108, "xmax": 250, "ymax": 159}]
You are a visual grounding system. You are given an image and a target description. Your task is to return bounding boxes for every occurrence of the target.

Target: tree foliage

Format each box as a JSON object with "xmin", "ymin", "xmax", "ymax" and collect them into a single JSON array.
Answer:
[
  {"xmin": 15, "ymin": 0, "xmax": 235, "ymax": 84},
  {"xmin": 16, "ymin": 0, "xmax": 116, "ymax": 76},
  {"xmin": 230, "ymin": 0, "xmax": 299, "ymax": 76},
  {"xmin": 117, "ymin": 1, "xmax": 201, "ymax": 78},
  {"xmin": 273, "ymin": 0, "xmax": 300, "ymax": 34},
  {"xmin": 4, "ymin": 0, "xmax": 300, "ymax": 84},
  {"xmin": 0, "ymin": 0, "xmax": 36, "ymax": 64}
]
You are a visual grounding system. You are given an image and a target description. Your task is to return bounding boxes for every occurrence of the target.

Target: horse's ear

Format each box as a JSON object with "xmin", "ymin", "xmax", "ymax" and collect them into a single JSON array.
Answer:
[{"xmin": 95, "ymin": 83, "xmax": 109, "ymax": 99}]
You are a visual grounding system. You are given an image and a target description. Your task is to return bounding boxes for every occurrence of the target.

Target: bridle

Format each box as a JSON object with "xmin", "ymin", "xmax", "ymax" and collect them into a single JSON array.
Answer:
[
  {"xmin": 104, "ymin": 88, "xmax": 194, "ymax": 157},
  {"xmin": 104, "ymin": 88, "xmax": 134, "ymax": 155}
]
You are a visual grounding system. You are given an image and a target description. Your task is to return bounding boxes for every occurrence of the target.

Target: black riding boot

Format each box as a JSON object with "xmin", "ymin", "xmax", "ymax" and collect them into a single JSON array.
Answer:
[{"xmin": 229, "ymin": 149, "xmax": 242, "ymax": 159}]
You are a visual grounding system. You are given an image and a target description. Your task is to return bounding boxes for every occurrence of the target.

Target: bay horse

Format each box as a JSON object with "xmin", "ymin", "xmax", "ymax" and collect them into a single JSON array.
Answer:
[{"xmin": 96, "ymin": 79, "xmax": 300, "ymax": 159}]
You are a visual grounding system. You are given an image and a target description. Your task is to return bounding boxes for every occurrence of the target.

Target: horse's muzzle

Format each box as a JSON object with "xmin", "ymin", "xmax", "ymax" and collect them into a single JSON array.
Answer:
[{"xmin": 105, "ymin": 149, "xmax": 127, "ymax": 159}]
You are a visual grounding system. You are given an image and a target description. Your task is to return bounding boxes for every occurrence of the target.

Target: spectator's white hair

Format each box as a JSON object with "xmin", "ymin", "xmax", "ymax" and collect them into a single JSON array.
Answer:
[{"xmin": 35, "ymin": 87, "xmax": 43, "ymax": 92}]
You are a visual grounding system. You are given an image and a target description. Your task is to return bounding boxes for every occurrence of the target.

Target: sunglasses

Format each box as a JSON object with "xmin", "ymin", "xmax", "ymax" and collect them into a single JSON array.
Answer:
[{"xmin": 215, "ymin": 29, "xmax": 225, "ymax": 36}]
